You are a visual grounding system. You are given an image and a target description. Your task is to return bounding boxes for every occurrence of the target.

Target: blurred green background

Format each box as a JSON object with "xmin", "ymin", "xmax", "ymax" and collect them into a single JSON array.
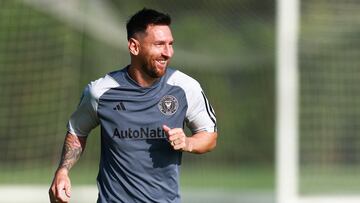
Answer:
[
  {"xmin": 299, "ymin": 0, "xmax": 360, "ymax": 195},
  {"xmin": 0, "ymin": 0, "xmax": 275, "ymax": 198},
  {"xmin": 2, "ymin": 0, "xmax": 360, "ymax": 202}
]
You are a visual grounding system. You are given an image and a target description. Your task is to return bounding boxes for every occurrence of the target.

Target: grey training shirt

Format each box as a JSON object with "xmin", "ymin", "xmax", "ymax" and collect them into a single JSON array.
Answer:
[{"xmin": 67, "ymin": 66, "xmax": 217, "ymax": 203}]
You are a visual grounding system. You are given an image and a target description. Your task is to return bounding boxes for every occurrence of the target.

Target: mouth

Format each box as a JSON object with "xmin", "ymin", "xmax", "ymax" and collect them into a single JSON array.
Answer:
[
  {"xmin": 155, "ymin": 59, "xmax": 167, "ymax": 65},
  {"xmin": 155, "ymin": 59, "xmax": 169, "ymax": 70}
]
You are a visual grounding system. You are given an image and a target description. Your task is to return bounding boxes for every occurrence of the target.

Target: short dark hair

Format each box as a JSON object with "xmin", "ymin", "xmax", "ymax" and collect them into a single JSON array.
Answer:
[{"xmin": 126, "ymin": 8, "xmax": 171, "ymax": 40}]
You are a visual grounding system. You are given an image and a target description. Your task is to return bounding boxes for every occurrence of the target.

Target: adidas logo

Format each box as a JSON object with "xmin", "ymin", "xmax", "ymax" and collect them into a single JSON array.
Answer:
[{"xmin": 113, "ymin": 101, "xmax": 126, "ymax": 111}]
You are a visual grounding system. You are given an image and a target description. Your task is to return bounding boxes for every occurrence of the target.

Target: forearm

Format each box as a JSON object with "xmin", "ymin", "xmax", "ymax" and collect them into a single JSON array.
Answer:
[
  {"xmin": 186, "ymin": 131, "xmax": 217, "ymax": 154},
  {"xmin": 57, "ymin": 132, "xmax": 87, "ymax": 173}
]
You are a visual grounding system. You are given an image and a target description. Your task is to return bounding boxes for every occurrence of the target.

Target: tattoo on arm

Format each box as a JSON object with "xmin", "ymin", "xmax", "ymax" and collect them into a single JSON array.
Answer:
[{"xmin": 58, "ymin": 133, "xmax": 86, "ymax": 171}]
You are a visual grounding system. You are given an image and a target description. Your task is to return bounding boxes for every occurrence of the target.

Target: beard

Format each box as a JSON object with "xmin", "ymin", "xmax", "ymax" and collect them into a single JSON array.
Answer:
[{"xmin": 140, "ymin": 60, "xmax": 167, "ymax": 79}]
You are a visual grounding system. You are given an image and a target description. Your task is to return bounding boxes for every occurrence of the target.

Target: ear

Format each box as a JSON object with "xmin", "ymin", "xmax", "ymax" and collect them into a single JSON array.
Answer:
[{"xmin": 128, "ymin": 38, "xmax": 140, "ymax": 55}]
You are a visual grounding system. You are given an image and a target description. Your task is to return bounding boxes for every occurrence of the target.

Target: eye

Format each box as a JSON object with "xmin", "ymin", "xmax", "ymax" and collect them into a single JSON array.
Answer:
[{"xmin": 154, "ymin": 41, "xmax": 164, "ymax": 46}]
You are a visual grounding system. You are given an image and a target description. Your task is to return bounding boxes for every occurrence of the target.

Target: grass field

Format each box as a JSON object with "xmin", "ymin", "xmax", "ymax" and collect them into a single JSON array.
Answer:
[
  {"xmin": 300, "ymin": 166, "xmax": 360, "ymax": 195},
  {"xmin": 0, "ymin": 165, "xmax": 274, "ymax": 190},
  {"xmin": 0, "ymin": 165, "xmax": 275, "ymax": 203}
]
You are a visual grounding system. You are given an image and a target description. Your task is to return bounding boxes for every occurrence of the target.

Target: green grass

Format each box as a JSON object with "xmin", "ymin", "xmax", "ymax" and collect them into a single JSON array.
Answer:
[
  {"xmin": 0, "ymin": 165, "xmax": 274, "ymax": 191},
  {"xmin": 181, "ymin": 165, "xmax": 274, "ymax": 190},
  {"xmin": 0, "ymin": 165, "xmax": 98, "ymax": 185},
  {"xmin": 300, "ymin": 166, "xmax": 360, "ymax": 195}
]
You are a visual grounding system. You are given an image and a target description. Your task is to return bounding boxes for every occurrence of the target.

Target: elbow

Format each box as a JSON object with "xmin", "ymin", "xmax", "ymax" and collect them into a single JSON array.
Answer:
[
  {"xmin": 196, "ymin": 132, "xmax": 218, "ymax": 154},
  {"xmin": 207, "ymin": 132, "xmax": 218, "ymax": 152}
]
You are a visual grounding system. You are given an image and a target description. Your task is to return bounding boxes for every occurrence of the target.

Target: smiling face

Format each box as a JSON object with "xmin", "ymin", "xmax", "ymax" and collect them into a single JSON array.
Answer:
[{"xmin": 129, "ymin": 25, "xmax": 174, "ymax": 79}]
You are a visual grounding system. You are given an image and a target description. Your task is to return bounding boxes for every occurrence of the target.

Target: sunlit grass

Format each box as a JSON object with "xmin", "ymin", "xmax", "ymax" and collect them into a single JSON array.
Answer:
[{"xmin": 0, "ymin": 165, "xmax": 274, "ymax": 191}]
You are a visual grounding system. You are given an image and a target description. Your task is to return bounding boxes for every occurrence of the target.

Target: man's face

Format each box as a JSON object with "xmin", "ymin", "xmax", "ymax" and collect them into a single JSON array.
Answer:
[{"xmin": 136, "ymin": 25, "xmax": 174, "ymax": 78}]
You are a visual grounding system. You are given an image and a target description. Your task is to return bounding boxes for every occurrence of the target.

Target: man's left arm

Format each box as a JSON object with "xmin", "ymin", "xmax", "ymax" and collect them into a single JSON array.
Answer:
[{"xmin": 163, "ymin": 125, "xmax": 217, "ymax": 154}]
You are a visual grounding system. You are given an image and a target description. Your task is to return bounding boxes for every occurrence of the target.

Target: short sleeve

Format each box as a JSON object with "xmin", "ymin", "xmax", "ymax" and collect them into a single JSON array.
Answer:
[
  {"xmin": 185, "ymin": 84, "xmax": 217, "ymax": 133},
  {"xmin": 165, "ymin": 70, "xmax": 217, "ymax": 133},
  {"xmin": 67, "ymin": 84, "xmax": 100, "ymax": 137},
  {"xmin": 67, "ymin": 74, "xmax": 120, "ymax": 137}
]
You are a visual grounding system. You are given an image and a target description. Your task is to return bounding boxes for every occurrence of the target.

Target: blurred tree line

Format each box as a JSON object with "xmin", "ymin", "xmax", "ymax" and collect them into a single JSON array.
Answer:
[{"xmin": 299, "ymin": 0, "xmax": 360, "ymax": 169}]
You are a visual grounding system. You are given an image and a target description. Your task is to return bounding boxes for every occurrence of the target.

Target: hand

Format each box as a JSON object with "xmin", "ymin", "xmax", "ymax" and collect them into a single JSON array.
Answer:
[
  {"xmin": 49, "ymin": 168, "xmax": 71, "ymax": 203},
  {"xmin": 162, "ymin": 125, "xmax": 192, "ymax": 152}
]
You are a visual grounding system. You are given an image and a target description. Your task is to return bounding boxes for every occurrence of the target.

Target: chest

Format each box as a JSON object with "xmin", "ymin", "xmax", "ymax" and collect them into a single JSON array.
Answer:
[{"xmin": 97, "ymin": 85, "xmax": 188, "ymax": 130}]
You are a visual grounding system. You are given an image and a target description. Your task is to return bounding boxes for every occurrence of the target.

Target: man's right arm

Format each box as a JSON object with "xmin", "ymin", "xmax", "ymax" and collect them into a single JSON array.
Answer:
[
  {"xmin": 58, "ymin": 132, "xmax": 87, "ymax": 171},
  {"xmin": 49, "ymin": 132, "xmax": 87, "ymax": 203}
]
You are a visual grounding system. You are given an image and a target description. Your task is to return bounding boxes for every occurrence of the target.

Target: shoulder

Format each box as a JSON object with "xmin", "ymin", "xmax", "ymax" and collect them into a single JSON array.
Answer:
[
  {"xmin": 86, "ymin": 72, "xmax": 120, "ymax": 100},
  {"xmin": 166, "ymin": 68, "xmax": 201, "ymax": 92}
]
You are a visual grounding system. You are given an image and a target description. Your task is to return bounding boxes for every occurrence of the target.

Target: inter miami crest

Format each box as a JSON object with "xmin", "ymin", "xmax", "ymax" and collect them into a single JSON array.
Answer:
[{"xmin": 158, "ymin": 95, "xmax": 179, "ymax": 116}]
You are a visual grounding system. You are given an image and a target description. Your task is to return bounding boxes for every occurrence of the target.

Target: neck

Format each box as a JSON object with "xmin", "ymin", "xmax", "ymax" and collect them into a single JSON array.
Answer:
[{"xmin": 127, "ymin": 65, "xmax": 159, "ymax": 88}]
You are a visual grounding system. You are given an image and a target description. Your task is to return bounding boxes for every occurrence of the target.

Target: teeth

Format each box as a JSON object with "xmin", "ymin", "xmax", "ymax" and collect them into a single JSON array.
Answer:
[{"xmin": 157, "ymin": 60, "xmax": 166, "ymax": 64}]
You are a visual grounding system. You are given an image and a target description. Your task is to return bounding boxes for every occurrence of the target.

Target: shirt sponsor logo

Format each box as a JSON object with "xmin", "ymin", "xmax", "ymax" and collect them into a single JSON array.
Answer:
[
  {"xmin": 158, "ymin": 95, "xmax": 178, "ymax": 116},
  {"xmin": 113, "ymin": 127, "xmax": 166, "ymax": 139}
]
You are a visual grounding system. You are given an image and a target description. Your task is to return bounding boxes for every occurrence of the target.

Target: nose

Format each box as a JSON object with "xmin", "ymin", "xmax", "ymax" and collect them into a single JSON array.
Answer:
[{"xmin": 162, "ymin": 44, "xmax": 173, "ymax": 58}]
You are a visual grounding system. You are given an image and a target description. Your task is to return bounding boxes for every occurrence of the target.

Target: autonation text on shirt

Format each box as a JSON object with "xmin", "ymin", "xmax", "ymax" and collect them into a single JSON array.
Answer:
[{"xmin": 113, "ymin": 127, "xmax": 167, "ymax": 139}]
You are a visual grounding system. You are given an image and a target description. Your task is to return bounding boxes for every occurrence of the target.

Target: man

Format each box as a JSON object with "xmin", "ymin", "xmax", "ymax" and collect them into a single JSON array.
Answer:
[{"xmin": 49, "ymin": 8, "xmax": 217, "ymax": 203}]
